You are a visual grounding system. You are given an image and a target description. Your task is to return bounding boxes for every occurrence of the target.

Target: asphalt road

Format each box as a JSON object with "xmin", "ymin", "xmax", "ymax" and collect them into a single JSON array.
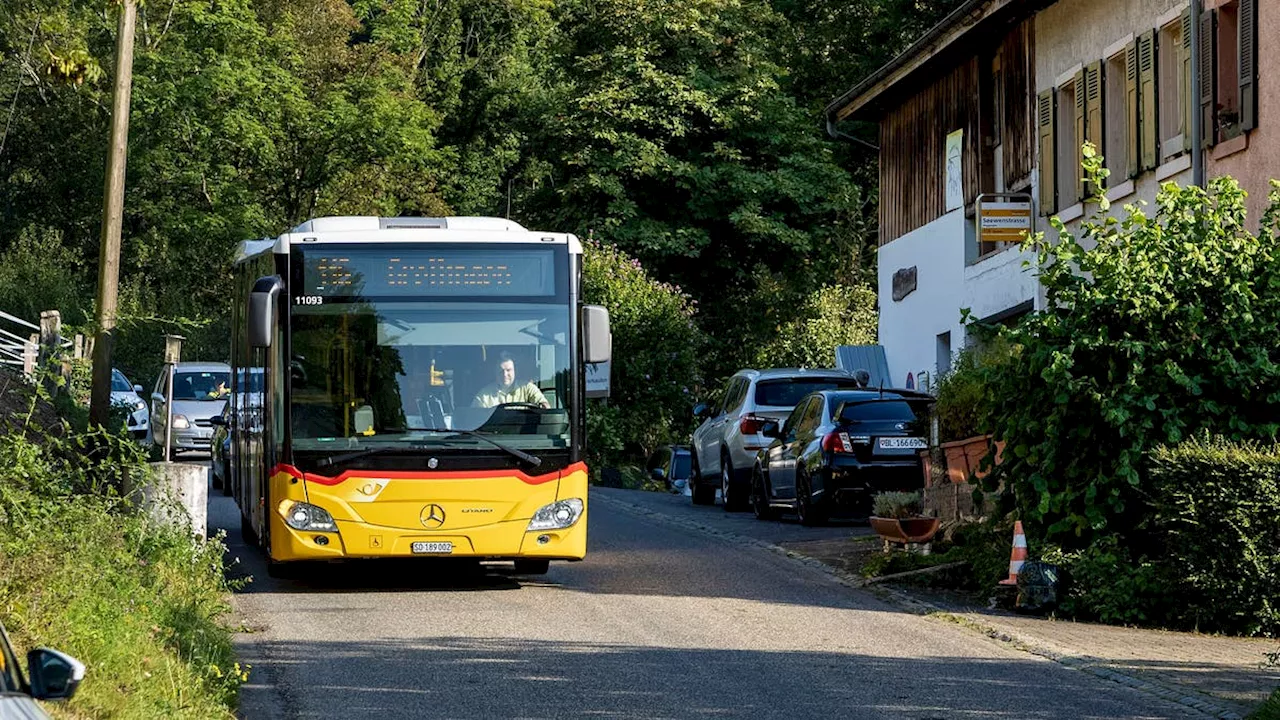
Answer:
[{"xmin": 215, "ymin": 482, "xmax": 1205, "ymax": 720}]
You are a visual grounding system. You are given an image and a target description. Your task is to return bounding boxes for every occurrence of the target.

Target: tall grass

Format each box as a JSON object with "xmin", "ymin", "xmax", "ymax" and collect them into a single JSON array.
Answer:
[{"xmin": 0, "ymin": 400, "xmax": 243, "ymax": 718}]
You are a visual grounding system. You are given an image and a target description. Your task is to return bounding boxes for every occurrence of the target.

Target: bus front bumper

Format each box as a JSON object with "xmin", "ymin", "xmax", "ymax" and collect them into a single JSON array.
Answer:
[{"xmin": 269, "ymin": 512, "xmax": 588, "ymax": 563}]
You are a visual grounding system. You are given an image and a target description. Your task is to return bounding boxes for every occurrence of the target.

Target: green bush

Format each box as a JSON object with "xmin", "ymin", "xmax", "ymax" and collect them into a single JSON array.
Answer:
[
  {"xmin": 1147, "ymin": 436, "xmax": 1280, "ymax": 635},
  {"xmin": 582, "ymin": 240, "xmax": 705, "ymax": 473},
  {"xmin": 1040, "ymin": 436, "xmax": 1280, "ymax": 635},
  {"xmin": 0, "ymin": 420, "xmax": 242, "ymax": 718},
  {"xmin": 931, "ymin": 339, "xmax": 1010, "ymax": 443},
  {"xmin": 977, "ymin": 147, "xmax": 1280, "ymax": 543},
  {"xmin": 1249, "ymin": 688, "xmax": 1280, "ymax": 720}
]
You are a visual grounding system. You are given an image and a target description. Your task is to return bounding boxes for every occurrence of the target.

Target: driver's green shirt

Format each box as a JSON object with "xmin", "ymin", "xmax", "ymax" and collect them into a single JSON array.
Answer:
[{"xmin": 472, "ymin": 382, "xmax": 548, "ymax": 408}]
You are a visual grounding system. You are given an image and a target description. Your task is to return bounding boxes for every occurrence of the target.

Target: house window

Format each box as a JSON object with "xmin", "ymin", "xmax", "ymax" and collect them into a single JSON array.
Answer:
[
  {"xmin": 1158, "ymin": 20, "xmax": 1187, "ymax": 160},
  {"xmin": 1216, "ymin": 1, "xmax": 1242, "ymax": 141},
  {"xmin": 1055, "ymin": 80, "xmax": 1080, "ymax": 208},
  {"xmin": 1104, "ymin": 52, "xmax": 1129, "ymax": 180},
  {"xmin": 1201, "ymin": 0, "xmax": 1258, "ymax": 146}
]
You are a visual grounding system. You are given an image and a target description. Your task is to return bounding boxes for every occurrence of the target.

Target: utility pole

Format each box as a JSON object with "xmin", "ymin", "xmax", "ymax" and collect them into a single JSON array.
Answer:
[
  {"xmin": 1190, "ymin": 0, "xmax": 1204, "ymax": 187},
  {"xmin": 88, "ymin": 0, "xmax": 138, "ymax": 428}
]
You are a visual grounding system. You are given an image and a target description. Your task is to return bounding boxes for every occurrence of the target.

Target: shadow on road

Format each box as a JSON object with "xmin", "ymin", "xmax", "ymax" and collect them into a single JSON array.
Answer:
[{"xmin": 233, "ymin": 636, "xmax": 1201, "ymax": 720}]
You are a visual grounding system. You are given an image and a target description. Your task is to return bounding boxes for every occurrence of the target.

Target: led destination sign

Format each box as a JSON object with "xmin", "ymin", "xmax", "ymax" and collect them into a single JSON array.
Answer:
[{"xmin": 295, "ymin": 246, "xmax": 560, "ymax": 298}]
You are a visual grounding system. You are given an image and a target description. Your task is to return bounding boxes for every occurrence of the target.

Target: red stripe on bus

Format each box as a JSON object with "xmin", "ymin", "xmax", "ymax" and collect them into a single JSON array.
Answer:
[{"xmin": 271, "ymin": 461, "xmax": 586, "ymax": 487}]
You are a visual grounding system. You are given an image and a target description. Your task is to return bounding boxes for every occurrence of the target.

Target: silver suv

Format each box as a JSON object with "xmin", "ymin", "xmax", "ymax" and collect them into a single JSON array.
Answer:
[{"xmin": 690, "ymin": 368, "xmax": 865, "ymax": 509}]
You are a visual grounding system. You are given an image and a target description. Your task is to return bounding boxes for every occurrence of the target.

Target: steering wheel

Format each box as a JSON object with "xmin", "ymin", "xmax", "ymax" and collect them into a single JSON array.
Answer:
[{"xmin": 495, "ymin": 402, "xmax": 542, "ymax": 411}]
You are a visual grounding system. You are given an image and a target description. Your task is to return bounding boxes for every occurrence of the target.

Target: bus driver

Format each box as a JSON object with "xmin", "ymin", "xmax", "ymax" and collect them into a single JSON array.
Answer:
[{"xmin": 472, "ymin": 352, "xmax": 549, "ymax": 409}]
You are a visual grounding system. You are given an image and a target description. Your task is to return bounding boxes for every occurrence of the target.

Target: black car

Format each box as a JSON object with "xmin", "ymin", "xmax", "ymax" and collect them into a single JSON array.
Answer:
[
  {"xmin": 751, "ymin": 389, "xmax": 933, "ymax": 525},
  {"xmin": 646, "ymin": 445, "xmax": 692, "ymax": 493},
  {"xmin": 209, "ymin": 400, "xmax": 232, "ymax": 496}
]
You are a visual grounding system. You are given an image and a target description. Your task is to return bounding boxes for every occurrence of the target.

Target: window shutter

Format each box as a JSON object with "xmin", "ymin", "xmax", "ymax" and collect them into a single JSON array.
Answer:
[
  {"xmin": 1239, "ymin": 0, "xmax": 1257, "ymax": 131},
  {"xmin": 1182, "ymin": 9, "xmax": 1193, "ymax": 152},
  {"xmin": 1037, "ymin": 90, "xmax": 1056, "ymax": 216},
  {"xmin": 1138, "ymin": 30, "xmax": 1158, "ymax": 171},
  {"xmin": 1085, "ymin": 61, "xmax": 1103, "ymax": 193},
  {"xmin": 1200, "ymin": 10, "xmax": 1218, "ymax": 147},
  {"xmin": 1073, "ymin": 69, "xmax": 1085, "ymax": 204},
  {"xmin": 1126, "ymin": 41, "xmax": 1139, "ymax": 178}
]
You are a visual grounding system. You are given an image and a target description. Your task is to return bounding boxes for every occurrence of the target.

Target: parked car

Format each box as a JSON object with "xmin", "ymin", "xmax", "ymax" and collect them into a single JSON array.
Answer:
[
  {"xmin": 150, "ymin": 362, "xmax": 231, "ymax": 454},
  {"xmin": 110, "ymin": 368, "xmax": 149, "ymax": 441},
  {"xmin": 690, "ymin": 369, "xmax": 867, "ymax": 510},
  {"xmin": 646, "ymin": 445, "xmax": 693, "ymax": 494},
  {"xmin": 209, "ymin": 367, "xmax": 263, "ymax": 496},
  {"xmin": 751, "ymin": 388, "xmax": 934, "ymax": 525},
  {"xmin": 209, "ymin": 400, "xmax": 232, "ymax": 495},
  {"xmin": 0, "ymin": 619, "xmax": 85, "ymax": 718}
]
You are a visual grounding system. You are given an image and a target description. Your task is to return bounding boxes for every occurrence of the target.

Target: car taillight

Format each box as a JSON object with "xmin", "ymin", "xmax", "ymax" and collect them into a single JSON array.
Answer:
[
  {"xmin": 822, "ymin": 431, "xmax": 853, "ymax": 453},
  {"xmin": 739, "ymin": 414, "xmax": 768, "ymax": 434},
  {"xmin": 823, "ymin": 431, "xmax": 870, "ymax": 453}
]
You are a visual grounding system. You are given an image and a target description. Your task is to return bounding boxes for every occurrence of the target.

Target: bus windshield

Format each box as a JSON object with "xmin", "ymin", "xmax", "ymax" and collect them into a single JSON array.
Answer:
[{"xmin": 289, "ymin": 301, "xmax": 572, "ymax": 452}]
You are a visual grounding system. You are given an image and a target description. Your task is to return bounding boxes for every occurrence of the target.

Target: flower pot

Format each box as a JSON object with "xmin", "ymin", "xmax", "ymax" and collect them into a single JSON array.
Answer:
[
  {"xmin": 941, "ymin": 435, "xmax": 1004, "ymax": 482},
  {"xmin": 919, "ymin": 450, "xmax": 935, "ymax": 488},
  {"xmin": 868, "ymin": 516, "xmax": 941, "ymax": 545}
]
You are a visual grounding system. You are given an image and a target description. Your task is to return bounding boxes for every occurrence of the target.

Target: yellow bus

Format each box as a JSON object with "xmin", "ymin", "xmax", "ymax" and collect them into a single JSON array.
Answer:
[{"xmin": 223, "ymin": 216, "xmax": 611, "ymax": 577}]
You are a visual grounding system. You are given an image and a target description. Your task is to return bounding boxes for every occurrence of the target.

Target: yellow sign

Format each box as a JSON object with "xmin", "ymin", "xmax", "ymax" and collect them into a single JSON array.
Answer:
[{"xmin": 978, "ymin": 200, "xmax": 1032, "ymax": 244}]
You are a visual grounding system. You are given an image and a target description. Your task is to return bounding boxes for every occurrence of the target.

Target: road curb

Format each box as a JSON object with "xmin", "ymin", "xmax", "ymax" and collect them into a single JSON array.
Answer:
[{"xmin": 592, "ymin": 491, "xmax": 1249, "ymax": 720}]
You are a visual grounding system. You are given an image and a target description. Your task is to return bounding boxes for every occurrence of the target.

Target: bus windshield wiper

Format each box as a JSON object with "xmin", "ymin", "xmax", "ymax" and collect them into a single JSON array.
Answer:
[
  {"xmin": 404, "ymin": 427, "xmax": 541, "ymax": 468},
  {"xmin": 316, "ymin": 429, "xmax": 541, "ymax": 469}
]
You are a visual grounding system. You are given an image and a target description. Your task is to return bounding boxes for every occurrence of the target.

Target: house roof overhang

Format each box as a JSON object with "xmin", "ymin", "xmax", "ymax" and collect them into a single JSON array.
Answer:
[{"xmin": 825, "ymin": 0, "xmax": 1047, "ymax": 125}]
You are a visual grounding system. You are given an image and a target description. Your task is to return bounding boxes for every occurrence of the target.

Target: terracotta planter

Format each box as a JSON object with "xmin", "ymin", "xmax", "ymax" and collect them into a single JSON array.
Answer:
[
  {"xmin": 940, "ymin": 435, "xmax": 1004, "ymax": 482},
  {"xmin": 869, "ymin": 516, "xmax": 941, "ymax": 545}
]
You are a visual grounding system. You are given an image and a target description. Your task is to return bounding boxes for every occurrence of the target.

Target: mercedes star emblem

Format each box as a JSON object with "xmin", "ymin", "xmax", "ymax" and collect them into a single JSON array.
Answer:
[{"xmin": 420, "ymin": 504, "xmax": 446, "ymax": 529}]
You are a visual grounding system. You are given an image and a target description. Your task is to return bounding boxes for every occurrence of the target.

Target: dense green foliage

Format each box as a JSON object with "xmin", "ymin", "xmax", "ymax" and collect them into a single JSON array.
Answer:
[
  {"xmin": 931, "ymin": 339, "xmax": 1009, "ymax": 444},
  {"xmin": 1, "ymin": 0, "xmax": 966, "ymax": 442},
  {"xmin": 1146, "ymin": 436, "xmax": 1279, "ymax": 634},
  {"xmin": 582, "ymin": 241, "xmax": 703, "ymax": 469},
  {"xmin": 1045, "ymin": 437, "xmax": 1280, "ymax": 636},
  {"xmin": 750, "ymin": 283, "xmax": 876, "ymax": 368},
  {"xmin": 978, "ymin": 148, "xmax": 1280, "ymax": 543},
  {"xmin": 0, "ymin": 378, "xmax": 241, "ymax": 718}
]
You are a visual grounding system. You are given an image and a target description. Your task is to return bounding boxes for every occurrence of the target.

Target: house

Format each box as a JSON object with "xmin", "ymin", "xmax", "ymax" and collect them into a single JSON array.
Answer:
[{"xmin": 826, "ymin": 0, "xmax": 1270, "ymax": 388}]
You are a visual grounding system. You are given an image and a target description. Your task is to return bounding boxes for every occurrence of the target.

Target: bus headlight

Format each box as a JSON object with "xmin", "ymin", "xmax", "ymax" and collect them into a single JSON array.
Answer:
[
  {"xmin": 527, "ymin": 498, "xmax": 583, "ymax": 531},
  {"xmin": 282, "ymin": 501, "xmax": 337, "ymax": 532}
]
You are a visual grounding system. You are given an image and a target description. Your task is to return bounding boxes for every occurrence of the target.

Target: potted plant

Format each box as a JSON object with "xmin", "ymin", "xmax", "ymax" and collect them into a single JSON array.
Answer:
[
  {"xmin": 932, "ymin": 341, "xmax": 1008, "ymax": 482},
  {"xmin": 868, "ymin": 491, "xmax": 939, "ymax": 548}
]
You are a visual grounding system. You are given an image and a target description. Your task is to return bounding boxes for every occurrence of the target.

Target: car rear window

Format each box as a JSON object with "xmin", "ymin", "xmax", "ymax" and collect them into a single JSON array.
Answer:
[
  {"xmin": 754, "ymin": 378, "xmax": 860, "ymax": 407},
  {"xmin": 840, "ymin": 400, "xmax": 918, "ymax": 423}
]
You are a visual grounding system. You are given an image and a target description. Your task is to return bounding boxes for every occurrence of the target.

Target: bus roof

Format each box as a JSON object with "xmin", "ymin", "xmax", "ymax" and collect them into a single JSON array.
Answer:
[{"xmin": 235, "ymin": 216, "xmax": 582, "ymax": 265}]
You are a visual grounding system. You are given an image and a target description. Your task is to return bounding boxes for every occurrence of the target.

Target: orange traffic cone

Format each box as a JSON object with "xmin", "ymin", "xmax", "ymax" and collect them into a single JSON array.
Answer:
[{"xmin": 998, "ymin": 521, "xmax": 1028, "ymax": 586}]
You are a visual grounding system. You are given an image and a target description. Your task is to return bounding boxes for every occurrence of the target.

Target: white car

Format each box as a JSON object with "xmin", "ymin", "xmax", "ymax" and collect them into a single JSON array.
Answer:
[
  {"xmin": 110, "ymin": 368, "xmax": 149, "ymax": 441},
  {"xmin": 690, "ymin": 369, "xmax": 866, "ymax": 510}
]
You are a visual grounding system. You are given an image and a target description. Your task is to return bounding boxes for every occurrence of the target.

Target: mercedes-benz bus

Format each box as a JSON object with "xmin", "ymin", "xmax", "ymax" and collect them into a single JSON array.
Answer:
[{"xmin": 223, "ymin": 216, "xmax": 610, "ymax": 577}]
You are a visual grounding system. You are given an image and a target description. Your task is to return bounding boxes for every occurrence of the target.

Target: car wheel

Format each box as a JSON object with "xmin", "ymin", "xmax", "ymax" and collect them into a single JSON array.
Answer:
[
  {"xmin": 690, "ymin": 453, "xmax": 715, "ymax": 505},
  {"xmin": 752, "ymin": 466, "xmax": 779, "ymax": 521},
  {"xmin": 796, "ymin": 471, "xmax": 828, "ymax": 527},
  {"xmin": 722, "ymin": 456, "xmax": 746, "ymax": 512},
  {"xmin": 513, "ymin": 559, "xmax": 550, "ymax": 575}
]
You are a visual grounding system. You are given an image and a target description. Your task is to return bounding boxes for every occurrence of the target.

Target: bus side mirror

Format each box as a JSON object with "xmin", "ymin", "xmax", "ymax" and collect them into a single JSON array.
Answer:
[
  {"xmin": 583, "ymin": 305, "xmax": 611, "ymax": 364},
  {"xmin": 249, "ymin": 276, "xmax": 284, "ymax": 349}
]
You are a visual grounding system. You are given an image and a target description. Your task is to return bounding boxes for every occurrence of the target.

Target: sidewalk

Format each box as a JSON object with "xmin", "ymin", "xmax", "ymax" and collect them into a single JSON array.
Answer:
[{"xmin": 780, "ymin": 537, "xmax": 1280, "ymax": 720}]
